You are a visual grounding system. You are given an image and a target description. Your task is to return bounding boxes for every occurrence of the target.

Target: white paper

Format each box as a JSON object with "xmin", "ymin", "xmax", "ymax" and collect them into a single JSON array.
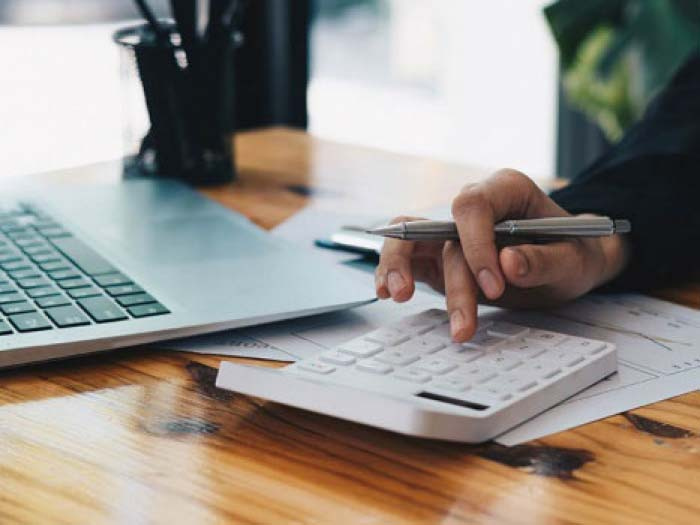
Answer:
[
  {"xmin": 496, "ymin": 294, "xmax": 700, "ymax": 445},
  {"xmin": 166, "ymin": 287, "xmax": 445, "ymax": 361}
]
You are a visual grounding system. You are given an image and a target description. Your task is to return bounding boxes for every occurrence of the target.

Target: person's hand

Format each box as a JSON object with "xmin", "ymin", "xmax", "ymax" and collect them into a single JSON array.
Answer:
[{"xmin": 375, "ymin": 169, "xmax": 630, "ymax": 342}]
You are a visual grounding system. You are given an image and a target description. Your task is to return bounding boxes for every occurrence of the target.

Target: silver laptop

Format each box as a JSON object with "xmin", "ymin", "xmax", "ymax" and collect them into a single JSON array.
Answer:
[{"xmin": 0, "ymin": 174, "xmax": 374, "ymax": 368}]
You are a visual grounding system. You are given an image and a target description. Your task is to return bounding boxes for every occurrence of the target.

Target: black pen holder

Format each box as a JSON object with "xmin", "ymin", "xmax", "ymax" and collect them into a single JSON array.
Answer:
[{"xmin": 114, "ymin": 23, "xmax": 241, "ymax": 185}]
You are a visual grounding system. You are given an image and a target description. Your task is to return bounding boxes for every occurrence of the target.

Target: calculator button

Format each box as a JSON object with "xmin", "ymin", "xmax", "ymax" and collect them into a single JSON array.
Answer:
[
  {"xmin": 356, "ymin": 359, "xmax": 393, "ymax": 375},
  {"xmin": 469, "ymin": 387, "xmax": 513, "ymax": 404},
  {"xmin": 438, "ymin": 344, "xmax": 484, "ymax": 363},
  {"xmin": 395, "ymin": 309, "xmax": 447, "ymax": 334},
  {"xmin": 487, "ymin": 373, "xmax": 538, "ymax": 393},
  {"xmin": 337, "ymin": 339, "xmax": 383, "ymax": 358},
  {"xmin": 525, "ymin": 330, "xmax": 568, "ymax": 346},
  {"xmin": 319, "ymin": 350, "xmax": 356, "ymax": 366},
  {"xmin": 431, "ymin": 376, "xmax": 471, "ymax": 392},
  {"xmin": 453, "ymin": 364, "xmax": 498, "ymax": 384},
  {"xmin": 539, "ymin": 349, "xmax": 585, "ymax": 368},
  {"xmin": 558, "ymin": 337, "xmax": 606, "ymax": 355},
  {"xmin": 501, "ymin": 340, "xmax": 548, "ymax": 359},
  {"xmin": 416, "ymin": 357, "xmax": 457, "ymax": 375},
  {"xmin": 364, "ymin": 328, "xmax": 410, "ymax": 347},
  {"xmin": 375, "ymin": 348, "xmax": 420, "ymax": 366},
  {"xmin": 394, "ymin": 368, "xmax": 432, "ymax": 384},
  {"xmin": 409, "ymin": 334, "xmax": 446, "ymax": 354},
  {"xmin": 462, "ymin": 332, "xmax": 506, "ymax": 350},
  {"xmin": 298, "ymin": 361, "xmax": 336, "ymax": 374},
  {"xmin": 476, "ymin": 351, "xmax": 523, "ymax": 371},
  {"xmin": 520, "ymin": 361, "xmax": 562, "ymax": 380},
  {"xmin": 487, "ymin": 322, "xmax": 529, "ymax": 338}
]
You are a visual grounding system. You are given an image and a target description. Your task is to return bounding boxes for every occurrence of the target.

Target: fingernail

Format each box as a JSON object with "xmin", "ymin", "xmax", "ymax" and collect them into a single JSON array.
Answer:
[
  {"xmin": 388, "ymin": 271, "xmax": 406, "ymax": 296},
  {"xmin": 450, "ymin": 309, "xmax": 466, "ymax": 340},
  {"xmin": 511, "ymin": 248, "xmax": 529, "ymax": 277},
  {"xmin": 478, "ymin": 268, "xmax": 501, "ymax": 298}
]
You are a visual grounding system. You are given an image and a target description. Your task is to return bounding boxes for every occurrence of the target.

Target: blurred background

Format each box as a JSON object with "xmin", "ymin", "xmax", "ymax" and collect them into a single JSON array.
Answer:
[{"xmin": 0, "ymin": 0, "xmax": 696, "ymax": 181}]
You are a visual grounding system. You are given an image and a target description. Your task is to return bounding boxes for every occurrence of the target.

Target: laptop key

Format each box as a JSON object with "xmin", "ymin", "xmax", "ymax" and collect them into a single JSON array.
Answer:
[
  {"xmin": 1, "ymin": 301, "xmax": 36, "ymax": 315},
  {"xmin": 23, "ymin": 244, "xmax": 51, "ymax": 256},
  {"xmin": 94, "ymin": 273, "xmax": 132, "ymax": 287},
  {"xmin": 31, "ymin": 252, "xmax": 61, "ymax": 264},
  {"xmin": 50, "ymin": 236, "xmax": 117, "ymax": 276},
  {"xmin": 48, "ymin": 269, "xmax": 81, "ymax": 281},
  {"xmin": 26, "ymin": 286, "xmax": 59, "ymax": 299},
  {"xmin": 78, "ymin": 296, "xmax": 128, "ymax": 323},
  {"xmin": 17, "ymin": 277, "xmax": 50, "ymax": 289},
  {"xmin": 58, "ymin": 278, "xmax": 91, "ymax": 290},
  {"xmin": 68, "ymin": 287, "xmax": 102, "ymax": 299},
  {"xmin": 106, "ymin": 284, "xmax": 144, "ymax": 297},
  {"xmin": 8, "ymin": 269, "xmax": 40, "ymax": 280},
  {"xmin": 0, "ymin": 283, "xmax": 17, "ymax": 294},
  {"xmin": 0, "ymin": 320, "xmax": 12, "ymax": 335},
  {"xmin": 127, "ymin": 302, "xmax": 169, "ymax": 318},
  {"xmin": 39, "ymin": 260, "xmax": 71, "ymax": 272},
  {"xmin": 116, "ymin": 293, "xmax": 157, "ymax": 307},
  {"xmin": 1, "ymin": 259, "xmax": 31, "ymax": 271},
  {"xmin": 0, "ymin": 293, "xmax": 24, "ymax": 304},
  {"xmin": 9, "ymin": 312, "xmax": 52, "ymax": 332},
  {"xmin": 45, "ymin": 305, "xmax": 91, "ymax": 328},
  {"xmin": 0, "ymin": 250, "xmax": 21, "ymax": 263},
  {"xmin": 36, "ymin": 227, "xmax": 71, "ymax": 238},
  {"xmin": 36, "ymin": 295, "xmax": 71, "ymax": 308},
  {"xmin": 14, "ymin": 237, "xmax": 42, "ymax": 248}
]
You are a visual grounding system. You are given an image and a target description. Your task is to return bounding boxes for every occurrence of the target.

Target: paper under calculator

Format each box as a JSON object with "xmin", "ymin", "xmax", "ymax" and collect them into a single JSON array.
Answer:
[{"xmin": 216, "ymin": 309, "xmax": 617, "ymax": 442}]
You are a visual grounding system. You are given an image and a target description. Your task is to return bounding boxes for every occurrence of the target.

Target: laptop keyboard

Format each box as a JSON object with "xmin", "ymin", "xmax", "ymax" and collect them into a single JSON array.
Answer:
[{"xmin": 0, "ymin": 202, "xmax": 169, "ymax": 334}]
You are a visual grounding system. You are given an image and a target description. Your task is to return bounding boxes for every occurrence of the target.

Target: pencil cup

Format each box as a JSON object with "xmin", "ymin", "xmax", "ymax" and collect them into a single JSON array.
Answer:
[{"xmin": 114, "ymin": 23, "xmax": 240, "ymax": 185}]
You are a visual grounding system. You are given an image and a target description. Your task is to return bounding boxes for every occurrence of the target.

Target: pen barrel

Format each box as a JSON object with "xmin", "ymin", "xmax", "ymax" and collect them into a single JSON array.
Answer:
[{"xmin": 493, "ymin": 217, "xmax": 615, "ymax": 237}]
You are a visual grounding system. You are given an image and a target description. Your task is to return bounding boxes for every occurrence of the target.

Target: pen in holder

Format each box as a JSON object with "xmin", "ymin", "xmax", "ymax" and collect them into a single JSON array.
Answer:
[{"xmin": 114, "ymin": 22, "xmax": 242, "ymax": 185}]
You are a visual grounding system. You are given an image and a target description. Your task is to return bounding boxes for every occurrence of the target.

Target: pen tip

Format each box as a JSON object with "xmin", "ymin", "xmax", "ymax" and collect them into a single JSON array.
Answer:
[{"xmin": 366, "ymin": 226, "xmax": 399, "ymax": 236}]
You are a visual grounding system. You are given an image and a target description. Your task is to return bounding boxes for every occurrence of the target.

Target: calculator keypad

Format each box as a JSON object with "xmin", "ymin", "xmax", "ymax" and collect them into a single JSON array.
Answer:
[{"xmin": 285, "ymin": 309, "xmax": 612, "ymax": 410}]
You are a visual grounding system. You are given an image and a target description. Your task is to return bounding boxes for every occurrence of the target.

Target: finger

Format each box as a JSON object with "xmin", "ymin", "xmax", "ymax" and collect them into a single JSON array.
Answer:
[
  {"xmin": 499, "ymin": 241, "xmax": 589, "ymax": 289},
  {"xmin": 376, "ymin": 237, "xmax": 416, "ymax": 301},
  {"xmin": 451, "ymin": 169, "xmax": 569, "ymax": 300},
  {"xmin": 442, "ymin": 241, "xmax": 478, "ymax": 342},
  {"xmin": 376, "ymin": 216, "xmax": 433, "ymax": 302}
]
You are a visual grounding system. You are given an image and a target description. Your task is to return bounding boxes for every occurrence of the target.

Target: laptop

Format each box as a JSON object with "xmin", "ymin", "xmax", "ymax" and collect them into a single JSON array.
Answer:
[{"xmin": 0, "ymin": 173, "xmax": 375, "ymax": 368}]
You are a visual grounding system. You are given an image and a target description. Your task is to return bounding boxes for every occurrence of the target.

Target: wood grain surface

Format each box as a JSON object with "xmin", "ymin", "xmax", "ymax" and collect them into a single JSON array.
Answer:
[{"xmin": 2, "ymin": 128, "xmax": 700, "ymax": 524}]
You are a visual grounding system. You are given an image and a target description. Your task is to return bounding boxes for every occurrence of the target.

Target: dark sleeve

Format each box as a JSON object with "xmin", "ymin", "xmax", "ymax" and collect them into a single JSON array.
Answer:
[{"xmin": 550, "ymin": 52, "xmax": 700, "ymax": 291}]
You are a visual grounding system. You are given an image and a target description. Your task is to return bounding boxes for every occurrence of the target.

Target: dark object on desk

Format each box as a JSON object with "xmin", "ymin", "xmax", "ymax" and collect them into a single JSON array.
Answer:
[{"xmin": 114, "ymin": 0, "xmax": 247, "ymax": 185}]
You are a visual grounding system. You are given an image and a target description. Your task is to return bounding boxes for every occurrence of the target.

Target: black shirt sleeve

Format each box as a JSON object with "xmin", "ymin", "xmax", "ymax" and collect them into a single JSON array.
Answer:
[{"xmin": 550, "ymin": 52, "xmax": 700, "ymax": 291}]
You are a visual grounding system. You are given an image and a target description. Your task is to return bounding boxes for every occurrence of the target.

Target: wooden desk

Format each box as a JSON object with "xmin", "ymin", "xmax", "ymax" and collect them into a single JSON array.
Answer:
[{"xmin": 2, "ymin": 128, "xmax": 700, "ymax": 524}]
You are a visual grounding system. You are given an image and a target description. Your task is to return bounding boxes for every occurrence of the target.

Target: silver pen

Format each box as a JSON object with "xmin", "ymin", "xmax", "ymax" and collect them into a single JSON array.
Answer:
[{"xmin": 366, "ymin": 217, "xmax": 631, "ymax": 241}]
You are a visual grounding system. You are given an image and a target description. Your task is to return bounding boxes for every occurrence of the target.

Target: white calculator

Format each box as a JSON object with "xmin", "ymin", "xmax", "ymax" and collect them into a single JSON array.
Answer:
[{"xmin": 216, "ymin": 309, "xmax": 617, "ymax": 443}]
